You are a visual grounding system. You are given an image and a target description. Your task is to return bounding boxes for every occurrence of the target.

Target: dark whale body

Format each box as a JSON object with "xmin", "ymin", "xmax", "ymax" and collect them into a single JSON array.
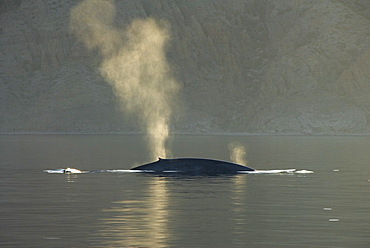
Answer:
[{"xmin": 131, "ymin": 158, "xmax": 255, "ymax": 175}]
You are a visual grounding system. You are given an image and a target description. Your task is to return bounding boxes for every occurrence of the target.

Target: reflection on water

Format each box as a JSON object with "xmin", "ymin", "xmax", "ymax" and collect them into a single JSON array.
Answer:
[
  {"xmin": 98, "ymin": 174, "xmax": 257, "ymax": 247},
  {"xmin": 98, "ymin": 176, "xmax": 169, "ymax": 247},
  {"xmin": 64, "ymin": 174, "xmax": 79, "ymax": 183},
  {"xmin": 1, "ymin": 135, "xmax": 370, "ymax": 247},
  {"xmin": 231, "ymin": 175, "xmax": 249, "ymax": 246}
]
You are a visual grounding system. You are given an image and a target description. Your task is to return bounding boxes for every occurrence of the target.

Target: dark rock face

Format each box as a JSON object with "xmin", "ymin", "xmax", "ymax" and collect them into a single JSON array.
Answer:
[{"xmin": 131, "ymin": 158, "xmax": 255, "ymax": 175}]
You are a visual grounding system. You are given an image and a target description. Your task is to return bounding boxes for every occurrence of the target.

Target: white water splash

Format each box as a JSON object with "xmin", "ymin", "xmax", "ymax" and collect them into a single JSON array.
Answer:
[
  {"xmin": 43, "ymin": 168, "xmax": 88, "ymax": 174},
  {"xmin": 239, "ymin": 169, "xmax": 313, "ymax": 174},
  {"xmin": 44, "ymin": 168, "xmax": 313, "ymax": 174}
]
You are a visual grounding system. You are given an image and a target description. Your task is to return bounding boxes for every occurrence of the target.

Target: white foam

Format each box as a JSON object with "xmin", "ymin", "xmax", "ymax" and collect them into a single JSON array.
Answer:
[
  {"xmin": 64, "ymin": 167, "xmax": 83, "ymax": 174},
  {"xmin": 239, "ymin": 169, "xmax": 313, "ymax": 174},
  {"xmin": 240, "ymin": 169, "xmax": 296, "ymax": 174},
  {"xmin": 45, "ymin": 168, "xmax": 313, "ymax": 175},
  {"xmin": 43, "ymin": 169, "xmax": 65, "ymax": 174},
  {"xmin": 43, "ymin": 168, "xmax": 88, "ymax": 174},
  {"xmin": 329, "ymin": 219, "xmax": 339, "ymax": 222},
  {"xmin": 295, "ymin": 170, "xmax": 314, "ymax": 174}
]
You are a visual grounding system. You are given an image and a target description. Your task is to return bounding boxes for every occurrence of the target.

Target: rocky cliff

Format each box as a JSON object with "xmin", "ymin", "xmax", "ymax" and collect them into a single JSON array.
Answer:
[{"xmin": 1, "ymin": 0, "xmax": 370, "ymax": 134}]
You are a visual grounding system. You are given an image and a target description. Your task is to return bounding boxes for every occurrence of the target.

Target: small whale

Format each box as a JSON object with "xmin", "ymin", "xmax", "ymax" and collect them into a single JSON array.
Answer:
[{"xmin": 131, "ymin": 158, "xmax": 255, "ymax": 175}]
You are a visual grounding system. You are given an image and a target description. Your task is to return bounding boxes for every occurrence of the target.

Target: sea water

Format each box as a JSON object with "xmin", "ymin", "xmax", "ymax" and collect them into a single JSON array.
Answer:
[{"xmin": 0, "ymin": 134, "xmax": 369, "ymax": 247}]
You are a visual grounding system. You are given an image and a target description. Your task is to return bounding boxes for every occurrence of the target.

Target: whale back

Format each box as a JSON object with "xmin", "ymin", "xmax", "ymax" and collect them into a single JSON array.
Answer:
[{"xmin": 131, "ymin": 158, "xmax": 254, "ymax": 175}]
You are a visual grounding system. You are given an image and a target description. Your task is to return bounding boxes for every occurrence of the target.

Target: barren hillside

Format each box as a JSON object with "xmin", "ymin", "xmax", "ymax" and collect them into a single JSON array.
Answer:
[{"xmin": 1, "ymin": 0, "xmax": 370, "ymax": 134}]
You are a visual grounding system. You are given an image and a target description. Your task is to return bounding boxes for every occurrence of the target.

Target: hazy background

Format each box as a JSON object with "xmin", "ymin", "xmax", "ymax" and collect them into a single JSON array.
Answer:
[{"xmin": 1, "ymin": 0, "xmax": 370, "ymax": 134}]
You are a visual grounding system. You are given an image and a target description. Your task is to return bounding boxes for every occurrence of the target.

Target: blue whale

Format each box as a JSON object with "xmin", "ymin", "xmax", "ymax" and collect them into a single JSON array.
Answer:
[{"xmin": 131, "ymin": 158, "xmax": 255, "ymax": 175}]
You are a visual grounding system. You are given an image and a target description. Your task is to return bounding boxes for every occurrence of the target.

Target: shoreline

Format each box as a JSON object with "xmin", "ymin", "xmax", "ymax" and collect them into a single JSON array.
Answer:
[{"xmin": 2, "ymin": 131, "xmax": 370, "ymax": 136}]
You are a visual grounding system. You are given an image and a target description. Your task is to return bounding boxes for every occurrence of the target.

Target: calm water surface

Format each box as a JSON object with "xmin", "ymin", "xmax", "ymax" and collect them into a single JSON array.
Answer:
[{"xmin": 0, "ymin": 134, "xmax": 369, "ymax": 247}]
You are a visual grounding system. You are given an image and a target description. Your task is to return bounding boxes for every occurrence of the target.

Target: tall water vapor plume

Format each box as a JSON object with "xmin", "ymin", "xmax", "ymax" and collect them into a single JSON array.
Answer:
[{"xmin": 70, "ymin": 0, "xmax": 180, "ymax": 160}]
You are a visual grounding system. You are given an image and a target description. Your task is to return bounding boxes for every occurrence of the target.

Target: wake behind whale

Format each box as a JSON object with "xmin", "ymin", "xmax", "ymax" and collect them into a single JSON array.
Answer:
[{"xmin": 44, "ymin": 158, "xmax": 313, "ymax": 175}]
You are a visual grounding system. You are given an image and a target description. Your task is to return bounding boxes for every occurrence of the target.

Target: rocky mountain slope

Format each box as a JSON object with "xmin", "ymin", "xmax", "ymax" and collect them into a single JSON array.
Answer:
[{"xmin": 1, "ymin": 0, "xmax": 370, "ymax": 134}]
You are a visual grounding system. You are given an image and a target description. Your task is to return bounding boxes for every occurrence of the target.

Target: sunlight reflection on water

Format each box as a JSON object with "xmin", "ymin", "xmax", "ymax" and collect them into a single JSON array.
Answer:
[
  {"xmin": 98, "ymin": 176, "xmax": 169, "ymax": 247},
  {"xmin": 1, "ymin": 135, "xmax": 370, "ymax": 247}
]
